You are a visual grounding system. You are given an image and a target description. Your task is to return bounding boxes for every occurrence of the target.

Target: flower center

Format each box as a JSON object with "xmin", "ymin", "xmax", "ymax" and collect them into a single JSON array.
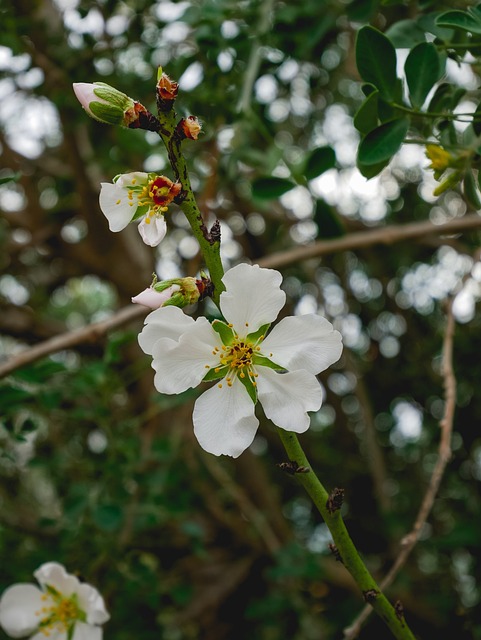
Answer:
[
  {"xmin": 210, "ymin": 332, "xmax": 265, "ymax": 389},
  {"xmin": 36, "ymin": 590, "xmax": 85, "ymax": 636}
]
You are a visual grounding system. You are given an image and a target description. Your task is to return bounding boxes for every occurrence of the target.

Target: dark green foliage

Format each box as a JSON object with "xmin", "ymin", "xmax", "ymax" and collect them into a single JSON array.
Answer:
[{"xmin": 1, "ymin": 1, "xmax": 481, "ymax": 639}]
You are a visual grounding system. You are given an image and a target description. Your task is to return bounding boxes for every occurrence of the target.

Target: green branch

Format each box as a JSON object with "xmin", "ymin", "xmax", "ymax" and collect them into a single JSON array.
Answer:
[
  {"xmin": 156, "ymin": 106, "xmax": 225, "ymax": 306},
  {"xmin": 277, "ymin": 429, "xmax": 418, "ymax": 640}
]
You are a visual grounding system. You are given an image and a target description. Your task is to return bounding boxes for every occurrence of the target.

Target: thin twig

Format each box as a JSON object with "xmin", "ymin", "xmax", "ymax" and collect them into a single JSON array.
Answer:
[
  {"xmin": 258, "ymin": 214, "xmax": 481, "ymax": 268},
  {"xmin": 343, "ymin": 300, "xmax": 456, "ymax": 639},
  {"xmin": 0, "ymin": 305, "xmax": 148, "ymax": 379},
  {"xmin": 0, "ymin": 215, "xmax": 478, "ymax": 379}
]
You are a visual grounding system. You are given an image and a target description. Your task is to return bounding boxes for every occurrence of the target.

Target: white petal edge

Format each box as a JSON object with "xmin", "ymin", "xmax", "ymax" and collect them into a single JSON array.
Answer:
[
  {"xmin": 262, "ymin": 314, "xmax": 343, "ymax": 374},
  {"xmin": 99, "ymin": 183, "xmax": 136, "ymax": 232},
  {"xmin": 193, "ymin": 377, "xmax": 259, "ymax": 457},
  {"xmin": 151, "ymin": 318, "xmax": 222, "ymax": 394},
  {"xmin": 257, "ymin": 367, "xmax": 323, "ymax": 433},
  {"xmin": 138, "ymin": 215, "xmax": 167, "ymax": 247},
  {"xmin": 220, "ymin": 263, "xmax": 286, "ymax": 335},
  {"xmin": 0, "ymin": 584, "xmax": 44, "ymax": 638},
  {"xmin": 34, "ymin": 562, "xmax": 80, "ymax": 598},
  {"xmin": 138, "ymin": 306, "xmax": 196, "ymax": 355},
  {"xmin": 77, "ymin": 583, "xmax": 110, "ymax": 625},
  {"xmin": 116, "ymin": 172, "xmax": 148, "ymax": 188},
  {"xmin": 72, "ymin": 621, "xmax": 103, "ymax": 640}
]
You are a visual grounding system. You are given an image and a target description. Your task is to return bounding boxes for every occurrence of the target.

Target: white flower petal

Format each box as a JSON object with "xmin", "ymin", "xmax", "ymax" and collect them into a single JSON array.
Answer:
[
  {"xmin": 138, "ymin": 215, "xmax": 167, "ymax": 247},
  {"xmin": 262, "ymin": 314, "xmax": 343, "ymax": 374},
  {"xmin": 71, "ymin": 622, "xmax": 103, "ymax": 640},
  {"xmin": 151, "ymin": 318, "xmax": 222, "ymax": 394},
  {"xmin": 220, "ymin": 263, "xmax": 286, "ymax": 334},
  {"xmin": 116, "ymin": 172, "xmax": 148, "ymax": 188},
  {"xmin": 193, "ymin": 377, "xmax": 259, "ymax": 457},
  {"xmin": 0, "ymin": 584, "xmax": 44, "ymax": 638},
  {"xmin": 30, "ymin": 631, "xmax": 65, "ymax": 640},
  {"xmin": 34, "ymin": 562, "xmax": 80, "ymax": 597},
  {"xmin": 132, "ymin": 285, "xmax": 179, "ymax": 309},
  {"xmin": 257, "ymin": 367, "xmax": 323, "ymax": 433},
  {"xmin": 77, "ymin": 583, "xmax": 110, "ymax": 625},
  {"xmin": 138, "ymin": 306, "xmax": 196, "ymax": 355},
  {"xmin": 99, "ymin": 182, "xmax": 136, "ymax": 232}
]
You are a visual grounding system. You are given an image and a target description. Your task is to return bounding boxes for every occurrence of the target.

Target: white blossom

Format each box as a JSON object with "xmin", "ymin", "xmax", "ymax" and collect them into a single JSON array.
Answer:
[
  {"xmin": 99, "ymin": 172, "xmax": 181, "ymax": 246},
  {"xmin": 138, "ymin": 263, "xmax": 343, "ymax": 457},
  {"xmin": 0, "ymin": 562, "xmax": 109, "ymax": 640}
]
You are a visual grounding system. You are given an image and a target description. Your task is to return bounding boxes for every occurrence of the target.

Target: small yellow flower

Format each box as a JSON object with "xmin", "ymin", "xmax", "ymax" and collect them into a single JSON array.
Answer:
[{"xmin": 426, "ymin": 144, "xmax": 452, "ymax": 172}]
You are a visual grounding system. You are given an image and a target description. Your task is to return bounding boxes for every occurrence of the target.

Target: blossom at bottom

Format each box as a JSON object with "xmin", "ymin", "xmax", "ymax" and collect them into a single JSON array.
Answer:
[
  {"xmin": 99, "ymin": 171, "xmax": 181, "ymax": 246},
  {"xmin": 0, "ymin": 562, "xmax": 109, "ymax": 640},
  {"xmin": 138, "ymin": 263, "xmax": 343, "ymax": 457}
]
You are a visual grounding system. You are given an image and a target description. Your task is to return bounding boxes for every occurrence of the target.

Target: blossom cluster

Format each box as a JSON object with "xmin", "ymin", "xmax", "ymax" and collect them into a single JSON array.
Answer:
[
  {"xmin": 138, "ymin": 263, "xmax": 343, "ymax": 457},
  {"xmin": 0, "ymin": 563, "xmax": 109, "ymax": 640}
]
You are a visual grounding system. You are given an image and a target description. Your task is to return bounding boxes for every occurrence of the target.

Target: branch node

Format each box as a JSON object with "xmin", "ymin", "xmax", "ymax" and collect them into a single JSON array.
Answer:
[
  {"xmin": 328, "ymin": 543, "xmax": 343, "ymax": 563},
  {"xmin": 362, "ymin": 589, "xmax": 379, "ymax": 604},
  {"xmin": 326, "ymin": 487, "xmax": 345, "ymax": 514},
  {"xmin": 277, "ymin": 460, "xmax": 310, "ymax": 475},
  {"xmin": 394, "ymin": 600, "xmax": 404, "ymax": 621}
]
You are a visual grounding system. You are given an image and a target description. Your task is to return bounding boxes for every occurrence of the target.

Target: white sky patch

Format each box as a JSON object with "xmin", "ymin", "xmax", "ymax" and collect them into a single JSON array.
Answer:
[
  {"xmin": 155, "ymin": 1, "xmax": 190, "ymax": 22},
  {"xmin": 280, "ymin": 185, "xmax": 313, "ymax": 219},
  {"xmin": 63, "ymin": 7, "xmax": 104, "ymax": 37},
  {"xmin": 179, "ymin": 61, "xmax": 204, "ymax": 91},
  {"xmin": 255, "ymin": 74, "xmax": 278, "ymax": 104},
  {"xmin": 391, "ymin": 400, "xmax": 423, "ymax": 444},
  {"xmin": 161, "ymin": 21, "xmax": 190, "ymax": 44},
  {"xmin": 0, "ymin": 94, "xmax": 61, "ymax": 158}
]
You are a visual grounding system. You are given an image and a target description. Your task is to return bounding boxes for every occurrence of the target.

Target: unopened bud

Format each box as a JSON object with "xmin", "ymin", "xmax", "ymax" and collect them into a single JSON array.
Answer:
[
  {"xmin": 132, "ymin": 274, "xmax": 213, "ymax": 310},
  {"xmin": 156, "ymin": 70, "xmax": 178, "ymax": 111},
  {"xmin": 73, "ymin": 82, "xmax": 160, "ymax": 131},
  {"xmin": 178, "ymin": 116, "xmax": 202, "ymax": 140}
]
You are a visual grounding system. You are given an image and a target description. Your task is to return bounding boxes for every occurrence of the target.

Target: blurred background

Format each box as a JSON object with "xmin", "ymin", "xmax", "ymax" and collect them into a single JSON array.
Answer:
[{"xmin": 1, "ymin": 1, "xmax": 481, "ymax": 638}]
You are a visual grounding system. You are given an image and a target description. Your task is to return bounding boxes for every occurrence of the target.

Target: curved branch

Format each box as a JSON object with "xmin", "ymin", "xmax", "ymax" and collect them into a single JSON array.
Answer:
[
  {"xmin": 343, "ymin": 299, "xmax": 457, "ymax": 639},
  {"xmin": 0, "ymin": 305, "xmax": 148, "ymax": 379},
  {"xmin": 258, "ymin": 214, "xmax": 481, "ymax": 269}
]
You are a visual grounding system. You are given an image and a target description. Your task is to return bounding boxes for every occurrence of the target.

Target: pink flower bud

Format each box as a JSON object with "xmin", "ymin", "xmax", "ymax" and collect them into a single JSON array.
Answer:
[{"xmin": 132, "ymin": 285, "xmax": 180, "ymax": 309}]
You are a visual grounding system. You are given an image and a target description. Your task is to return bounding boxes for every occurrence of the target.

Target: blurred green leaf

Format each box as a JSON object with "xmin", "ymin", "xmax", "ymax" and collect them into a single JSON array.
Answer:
[
  {"xmin": 436, "ymin": 10, "xmax": 481, "ymax": 34},
  {"xmin": 464, "ymin": 169, "xmax": 481, "ymax": 209},
  {"xmin": 354, "ymin": 90, "xmax": 379, "ymax": 134},
  {"xmin": 357, "ymin": 117, "xmax": 410, "ymax": 166},
  {"xmin": 386, "ymin": 19, "xmax": 427, "ymax": 47},
  {"xmin": 356, "ymin": 26, "xmax": 398, "ymax": 100},
  {"xmin": 92, "ymin": 504, "xmax": 124, "ymax": 532},
  {"xmin": 303, "ymin": 146, "xmax": 336, "ymax": 180},
  {"xmin": 251, "ymin": 176, "xmax": 295, "ymax": 200},
  {"xmin": 405, "ymin": 43, "xmax": 445, "ymax": 109}
]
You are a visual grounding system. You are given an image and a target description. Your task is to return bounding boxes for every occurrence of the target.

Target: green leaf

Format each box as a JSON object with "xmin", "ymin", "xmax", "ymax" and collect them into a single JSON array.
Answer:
[
  {"xmin": 357, "ymin": 118, "xmax": 410, "ymax": 166},
  {"xmin": 436, "ymin": 10, "xmax": 481, "ymax": 35},
  {"xmin": 303, "ymin": 146, "xmax": 336, "ymax": 180},
  {"xmin": 464, "ymin": 169, "xmax": 481, "ymax": 209},
  {"xmin": 473, "ymin": 101, "xmax": 481, "ymax": 136},
  {"xmin": 356, "ymin": 26, "xmax": 398, "ymax": 100},
  {"xmin": 405, "ymin": 43, "xmax": 445, "ymax": 109},
  {"xmin": 314, "ymin": 199, "xmax": 346, "ymax": 238},
  {"xmin": 385, "ymin": 19, "xmax": 427, "ymax": 48},
  {"xmin": 354, "ymin": 90, "xmax": 379, "ymax": 134},
  {"xmin": 92, "ymin": 504, "xmax": 123, "ymax": 531},
  {"xmin": 251, "ymin": 177, "xmax": 295, "ymax": 200},
  {"xmin": 212, "ymin": 319, "xmax": 235, "ymax": 344},
  {"xmin": 357, "ymin": 157, "xmax": 391, "ymax": 179}
]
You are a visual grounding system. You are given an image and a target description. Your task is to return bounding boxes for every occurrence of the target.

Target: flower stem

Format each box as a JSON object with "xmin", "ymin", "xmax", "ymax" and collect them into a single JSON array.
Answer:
[
  {"xmin": 277, "ymin": 429, "xmax": 418, "ymax": 640},
  {"xmin": 156, "ymin": 109, "xmax": 225, "ymax": 305}
]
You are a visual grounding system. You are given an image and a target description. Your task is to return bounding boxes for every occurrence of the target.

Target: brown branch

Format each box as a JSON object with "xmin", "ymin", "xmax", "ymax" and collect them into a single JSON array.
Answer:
[
  {"xmin": 2, "ymin": 216, "xmax": 477, "ymax": 379},
  {"xmin": 258, "ymin": 214, "xmax": 481, "ymax": 269},
  {"xmin": 343, "ymin": 299, "xmax": 456, "ymax": 639},
  {"xmin": 0, "ymin": 305, "xmax": 148, "ymax": 379}
]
